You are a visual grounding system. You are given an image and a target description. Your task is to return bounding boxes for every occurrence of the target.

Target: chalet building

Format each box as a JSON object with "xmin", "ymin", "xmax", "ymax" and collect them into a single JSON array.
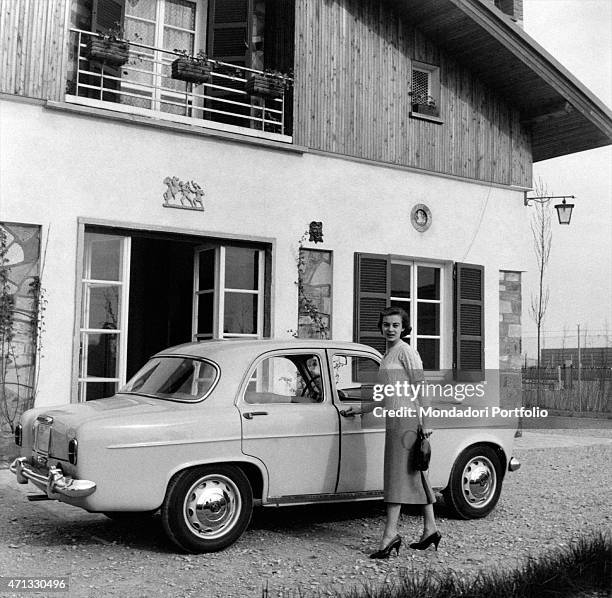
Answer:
[{"xmin": 1, "ymin": 0, "xmax": 610, "ymax": 410}]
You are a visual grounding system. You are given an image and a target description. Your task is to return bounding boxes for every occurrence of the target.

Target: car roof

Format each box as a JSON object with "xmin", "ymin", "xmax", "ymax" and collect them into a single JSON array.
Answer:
[{"xmin": 156, "ymin": 338, "xmax": 382, "ymax": 360}]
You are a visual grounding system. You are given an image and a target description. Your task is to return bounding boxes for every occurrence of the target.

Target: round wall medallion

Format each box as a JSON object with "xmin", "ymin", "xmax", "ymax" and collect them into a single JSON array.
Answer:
[{"xmin": 411, "ymin": 204, "xmax": 432, "ymax": 232}]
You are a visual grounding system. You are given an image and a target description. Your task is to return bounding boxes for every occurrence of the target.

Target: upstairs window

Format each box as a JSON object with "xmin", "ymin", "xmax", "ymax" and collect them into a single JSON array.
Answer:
[{"xmin": 410, "ymin": 61, "xmax": 441, "ymax": 119}]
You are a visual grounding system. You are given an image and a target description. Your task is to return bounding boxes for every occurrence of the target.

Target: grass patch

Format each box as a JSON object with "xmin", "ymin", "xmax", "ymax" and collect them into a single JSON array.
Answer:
[
  {"xmin": 342, "ymin": 531, "xmax": 610, "ymax": 598},
  {"xmin": 262, "ymin": 531, "xmax": 610, "ymax": 598}
]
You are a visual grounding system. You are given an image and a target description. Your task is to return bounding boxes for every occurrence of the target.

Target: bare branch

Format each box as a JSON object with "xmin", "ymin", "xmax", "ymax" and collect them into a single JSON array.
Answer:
[{"xmin": 529, "ymin": 178, "xmax": 553, "ymax": 372}]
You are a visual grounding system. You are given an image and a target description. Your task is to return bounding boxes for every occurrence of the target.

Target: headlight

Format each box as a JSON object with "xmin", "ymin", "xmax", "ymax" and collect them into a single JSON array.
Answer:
[
  {"xmin": 68, "ymin": 438, "xmax": 78, "ymax": 465},
  {"xmin": 14, "ymin": 424, "xmax": 22, "ymax": 447}
]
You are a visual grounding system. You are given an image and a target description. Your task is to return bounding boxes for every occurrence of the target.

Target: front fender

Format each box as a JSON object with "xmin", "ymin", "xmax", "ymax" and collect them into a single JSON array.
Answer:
[{"xmin": 428, "ymin": 427, "xmax": 515, "ymax": 490}]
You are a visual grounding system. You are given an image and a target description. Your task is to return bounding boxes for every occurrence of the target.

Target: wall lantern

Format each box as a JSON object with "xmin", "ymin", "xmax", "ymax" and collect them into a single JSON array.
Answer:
[{"xmin": 524, "ymin": 193, "xmax": 575, "ymax": 225}]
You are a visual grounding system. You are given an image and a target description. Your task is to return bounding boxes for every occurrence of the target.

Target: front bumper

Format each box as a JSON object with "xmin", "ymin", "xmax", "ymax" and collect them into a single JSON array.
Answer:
[
  {"xmin": 508, "ymin": 456, "xmax": 521, "ymax": 472},
  {"xmin": 10, "ymin": 457, "xmax": 97, "ymax": 498}
]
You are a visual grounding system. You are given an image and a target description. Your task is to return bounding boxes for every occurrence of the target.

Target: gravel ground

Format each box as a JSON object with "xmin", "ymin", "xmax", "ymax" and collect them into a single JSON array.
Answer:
[{"xmin": 1, "ymin": 430, "xmax": 611, "ymax": 598}]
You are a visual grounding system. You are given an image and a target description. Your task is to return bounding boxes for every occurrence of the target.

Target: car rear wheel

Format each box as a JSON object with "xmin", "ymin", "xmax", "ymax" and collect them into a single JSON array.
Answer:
[
  {"xmin": 443, "ymin": 445, "xmax": 503, "ymax": 519},
  {"xmin": 161, "ymin": 464, "xmax": 253, "ymax": 553}
]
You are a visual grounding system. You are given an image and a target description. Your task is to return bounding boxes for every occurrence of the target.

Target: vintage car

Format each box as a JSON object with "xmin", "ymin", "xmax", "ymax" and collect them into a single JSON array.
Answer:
[{"xmin": 11, "ymin": 339, "xmax": 520, "ymax": 552}]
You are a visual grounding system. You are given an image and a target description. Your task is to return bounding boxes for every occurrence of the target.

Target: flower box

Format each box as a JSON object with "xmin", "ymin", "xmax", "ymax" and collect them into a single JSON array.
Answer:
[
  {"xmin": 171, "ymin": 57, "xmax": 211, "ymax": 84},
  {"xmin": 86, "ymin": 38, "xmax": 130, "ymax": 66},
  {"xmin": 412, "ymin": 103, "xmax": 438, "ymax": 117},
  {"xmin": 246, "ymin": 74, "xmax": 285, "ymax": 99}
]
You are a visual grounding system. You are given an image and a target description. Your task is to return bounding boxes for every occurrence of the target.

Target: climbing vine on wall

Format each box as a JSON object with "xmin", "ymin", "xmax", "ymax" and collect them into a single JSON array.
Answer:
[
  {"xmin": 0, "ymin": 224, "xmax": 46, "ymax": 432},
  {"xmin": 290, "ymin": 228, "xmax": 331, "ymax": 339}
]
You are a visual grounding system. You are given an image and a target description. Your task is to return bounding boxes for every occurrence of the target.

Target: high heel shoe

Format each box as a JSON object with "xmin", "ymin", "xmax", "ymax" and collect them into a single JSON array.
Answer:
[
  {"xmin": 369, "ymin": 534, "xmax": 402, "ymax": 559},
  {"xmin": 409, "ymin": 531, "xmax": 442, "ymax": 551}
]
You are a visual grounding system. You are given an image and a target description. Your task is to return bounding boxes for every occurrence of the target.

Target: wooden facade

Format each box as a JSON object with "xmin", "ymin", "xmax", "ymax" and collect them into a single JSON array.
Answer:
[
  {"xmin": 293, "ymin": 0, "xmax": 532, "ymax": 187},
  {"xmin": 0, "ymin": 0, "xmax": 533, "ymax": 187},
  {"xmin": 0, "ymin": 0, "xmax": 69, "ymax": 102}
]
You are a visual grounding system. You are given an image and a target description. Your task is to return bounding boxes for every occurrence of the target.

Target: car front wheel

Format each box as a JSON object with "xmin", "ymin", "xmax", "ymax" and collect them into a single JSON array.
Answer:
[
  {"xmin": 161, "ymin": 464, "xmax": 253, "ymax": 553},
  {"xmin": 443, "ymin": 445, "xmax": 503, "ymax": 519}
]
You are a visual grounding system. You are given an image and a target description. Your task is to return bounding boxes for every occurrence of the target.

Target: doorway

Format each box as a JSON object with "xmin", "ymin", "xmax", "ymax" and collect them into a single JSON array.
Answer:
[
  {"xmin": 126, "ymin": 236, "xmax": 195, "ymax": 379},
  {"xmin": 77, "ymin": 227, "xmax": 269, "ymax": 401}
]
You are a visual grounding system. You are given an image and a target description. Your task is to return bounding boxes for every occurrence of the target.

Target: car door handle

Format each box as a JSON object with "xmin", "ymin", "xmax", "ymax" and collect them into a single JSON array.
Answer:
[{"xmin": 243, "ymin": 411, "xmax": 268, "ymax": 419}]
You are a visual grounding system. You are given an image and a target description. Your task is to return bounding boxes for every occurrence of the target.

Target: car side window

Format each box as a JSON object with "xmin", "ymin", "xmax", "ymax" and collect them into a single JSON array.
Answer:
[
  {"xmin": 331, "ymin": 354, "xmax": 379, "ymax": 402},
  {"xmin": 244, "ymin": 354, "xmax": 324, "ymax": 404}
]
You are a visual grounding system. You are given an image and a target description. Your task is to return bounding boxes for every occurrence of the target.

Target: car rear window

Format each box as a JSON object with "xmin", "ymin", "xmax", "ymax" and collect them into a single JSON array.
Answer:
[{"xmin": 120, "ymin": 357, "xmax": 219, "ymax": 401}]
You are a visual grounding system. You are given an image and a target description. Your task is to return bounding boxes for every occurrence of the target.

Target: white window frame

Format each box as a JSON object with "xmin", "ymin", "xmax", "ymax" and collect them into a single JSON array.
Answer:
[
  {"xmin": 78, "ymin": 234, "xmax": 131, "ymax": 401},
  {"xmin": 410, "ymin": 60, "xmax": 441, "ymax": 118},
  {"xmin": 123, "ymin": 0, "xmax": 207, "ymax": 113},
  {"xmin": 193, "ymin": 245, "xmax": 265, "ymax": 340},
  {"xmin": 390, "ymin": 259, "xmax": 449, "ymax": 370}
]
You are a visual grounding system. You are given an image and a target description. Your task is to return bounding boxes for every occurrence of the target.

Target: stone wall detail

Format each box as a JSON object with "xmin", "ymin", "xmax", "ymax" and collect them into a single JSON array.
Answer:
[{"xmin": 499, "ymin": 270, "xmax": 522, "ymax": 409}]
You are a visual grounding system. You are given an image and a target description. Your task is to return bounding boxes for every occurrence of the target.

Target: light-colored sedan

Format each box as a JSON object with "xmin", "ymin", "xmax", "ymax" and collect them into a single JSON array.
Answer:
[{"xmin": 11, "ymin": 339, "xmax": 520, "ymax": 552}]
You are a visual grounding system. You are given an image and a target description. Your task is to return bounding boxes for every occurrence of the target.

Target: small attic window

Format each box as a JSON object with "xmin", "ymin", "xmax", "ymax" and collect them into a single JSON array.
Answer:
[
  {"xmin": 411, "ymin": 61, "xmax": 441, "ymax": 120},
  {"xmin": 412, "ymin": 69, "xmax": 430, "ymax": 100}
]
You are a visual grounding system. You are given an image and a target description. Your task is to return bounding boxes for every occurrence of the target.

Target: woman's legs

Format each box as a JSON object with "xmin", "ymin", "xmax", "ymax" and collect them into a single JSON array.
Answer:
[
  {"xmin": 420, "ymin": 503, "xmax": 438, "ymax": 540},
  {"xmin": 379, "ymin": 502, "xmax": 402, "ymax": 548},
  {"xmin": 379, "ymin": 503, "xmax": 439, "ymax": 547}
]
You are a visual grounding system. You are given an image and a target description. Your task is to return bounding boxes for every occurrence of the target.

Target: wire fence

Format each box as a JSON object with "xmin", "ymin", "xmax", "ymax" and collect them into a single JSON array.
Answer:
[
  {"xmin": 522, "ymin": 331, "xmax": 612, "ymax": 366},
  {"xmin": 522, "ymin": 330, "xmax": 611, "ymax": 413}
]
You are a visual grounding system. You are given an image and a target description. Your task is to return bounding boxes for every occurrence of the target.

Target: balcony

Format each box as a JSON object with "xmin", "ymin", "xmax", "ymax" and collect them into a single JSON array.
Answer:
[{"xmin": 66, "ymin": 29, "xmax": 293, "ymax": 143}]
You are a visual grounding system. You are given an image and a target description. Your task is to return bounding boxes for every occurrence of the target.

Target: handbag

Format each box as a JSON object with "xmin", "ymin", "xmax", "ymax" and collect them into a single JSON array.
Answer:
[
  {"xmin": 412, "ymin": 401, "xmax": 431, "ymax": 471},
  {"xmin": 412, "ymin": 425, "xmax": 431, "ymax": 471}
]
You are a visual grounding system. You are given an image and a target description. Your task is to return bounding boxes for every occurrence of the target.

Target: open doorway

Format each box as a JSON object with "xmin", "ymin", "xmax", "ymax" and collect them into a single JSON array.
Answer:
[
  {"xmin": 126, "ymin": 236, "xmax": 195, "ymax": 379},
  {"xmin": 77, "ymin": 227, "xmax": 270, "ymax": 401}
]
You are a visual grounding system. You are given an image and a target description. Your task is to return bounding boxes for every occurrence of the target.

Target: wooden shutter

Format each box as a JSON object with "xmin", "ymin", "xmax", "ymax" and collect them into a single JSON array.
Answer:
[
  {"xmin": 92, "ymin": 0, "xmax": 125, "ymax": 33},
  {"xmin": 354, "ymin": 253, "xmax": 389, "ymax": 355},
  {"xmin": 264, "ymin": 0, "xmax": 295, "ymax": 73},
  {"xmin": 208, "ymin": 0, "xmax": 251, "ymax": 65},
  {"xmin": 454, "ymin": 263, "xmax": 485, "ymax": 381}
]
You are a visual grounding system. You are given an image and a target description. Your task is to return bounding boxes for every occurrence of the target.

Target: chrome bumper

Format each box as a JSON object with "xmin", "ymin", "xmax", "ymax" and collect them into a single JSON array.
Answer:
[
  {"xmin": 508, "ymin": 456, "xmax": 521, "ymax": 472},
  {"xmin": 10, "ymin": 457, "xmax": 96, "ymax": 498}
]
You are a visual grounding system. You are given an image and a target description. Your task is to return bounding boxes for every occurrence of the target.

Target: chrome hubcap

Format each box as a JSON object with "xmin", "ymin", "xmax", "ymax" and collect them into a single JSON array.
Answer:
[
  {"xmin": 461, "ymin": 456, "xmax": 497, "ymax": 508},
  {"xmin": 183, "ymin": 474, "xmax": 241, "ymax": 539}
]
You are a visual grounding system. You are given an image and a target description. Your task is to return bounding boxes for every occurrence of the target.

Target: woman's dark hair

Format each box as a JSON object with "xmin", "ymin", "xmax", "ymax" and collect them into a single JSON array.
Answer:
[{"xmin": 378, "ymin": 306, "xmax": 411, "ymax": 336}]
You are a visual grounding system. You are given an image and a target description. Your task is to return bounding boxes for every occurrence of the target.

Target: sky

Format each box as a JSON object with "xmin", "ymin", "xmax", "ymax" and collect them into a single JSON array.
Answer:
[{"xmin": 520, "ymin": 0, "xmax": 612, "ymax": 353}]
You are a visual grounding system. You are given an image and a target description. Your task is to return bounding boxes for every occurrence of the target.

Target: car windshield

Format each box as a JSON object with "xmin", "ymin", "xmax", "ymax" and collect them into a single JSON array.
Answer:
[{"xmin": 120, "ymin": 357, "xmax": 219, "ymax": 401}]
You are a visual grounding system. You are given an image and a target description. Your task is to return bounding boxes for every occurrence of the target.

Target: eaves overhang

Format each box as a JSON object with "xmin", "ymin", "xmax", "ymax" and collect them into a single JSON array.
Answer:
[{"xmin": 390, "ymin": 0, "xmax": 612, "ymax": 161}]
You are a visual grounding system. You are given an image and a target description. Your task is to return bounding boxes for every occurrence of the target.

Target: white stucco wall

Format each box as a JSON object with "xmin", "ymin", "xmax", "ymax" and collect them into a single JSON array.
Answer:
[{"xmin": 0, "ymin": 99, "xmax": 531, "ymax": 406}]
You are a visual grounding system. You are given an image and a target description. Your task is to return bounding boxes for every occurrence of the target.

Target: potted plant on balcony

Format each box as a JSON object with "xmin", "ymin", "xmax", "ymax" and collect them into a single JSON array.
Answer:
[
  {"xmin": 410, "ymin": 92, "xmax": 438, "ymax": 116},
  {"xmin": 171, "ymin": 50, "xmax": 212, "ymax": 85},
  {"xmin": 246, "ymin": 69, "xmax": 291, "ymax": 100},
  {"xmin": 86, "ymin": 23, "xmax": 130, "ymax": 67}
]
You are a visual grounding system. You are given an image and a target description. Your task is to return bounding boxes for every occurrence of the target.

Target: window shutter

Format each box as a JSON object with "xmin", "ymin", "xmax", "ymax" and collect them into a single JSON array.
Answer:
[
  {"xmin": 264, "ymin": 0, "xmax": 295, "ymax": 73},
  {"xmin": 354, "ymin": 253, "xmax": 389, "ymax": 355},
  {"xmin": 208, "ymin": 0, "xmax": 251, "ymax": 65},
  {"xmin": 92, "ymin": 0, "xmax": 125, "ymax": 33},
  {"xmin": 454, "ymin": 263, "xmax": 485, "ymax": 381}
]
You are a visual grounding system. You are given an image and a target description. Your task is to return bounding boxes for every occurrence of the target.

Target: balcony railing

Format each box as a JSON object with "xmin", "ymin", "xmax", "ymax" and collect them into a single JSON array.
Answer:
[{"xmin": 66, "ymin": 29, "xmax": 292, "ymax": 142}]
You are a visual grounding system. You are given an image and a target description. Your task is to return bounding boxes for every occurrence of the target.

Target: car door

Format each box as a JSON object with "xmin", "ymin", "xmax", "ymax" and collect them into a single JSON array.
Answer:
[
  {"xmin": 238, "ymin": 350, "xmax": 339, "ymax": 500},
  {"xmin": 327, "ymin": 350, "xmax": 385, "ymax": 494}
]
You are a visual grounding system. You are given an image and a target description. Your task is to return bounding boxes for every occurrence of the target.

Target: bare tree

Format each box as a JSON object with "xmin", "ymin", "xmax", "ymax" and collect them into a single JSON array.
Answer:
[{"xmin": 529, "ymin": 180, "xmax": 552, "ymax": 399}]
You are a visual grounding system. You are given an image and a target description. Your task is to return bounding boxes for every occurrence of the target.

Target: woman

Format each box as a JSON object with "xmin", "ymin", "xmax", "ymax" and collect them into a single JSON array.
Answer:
[{"xmin": 342, "ymin": 306, "xmax": 441, "ymax": 557}]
